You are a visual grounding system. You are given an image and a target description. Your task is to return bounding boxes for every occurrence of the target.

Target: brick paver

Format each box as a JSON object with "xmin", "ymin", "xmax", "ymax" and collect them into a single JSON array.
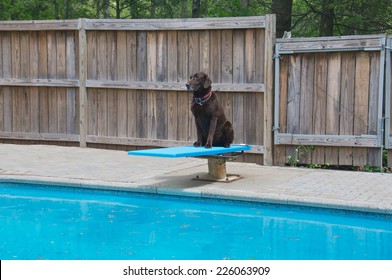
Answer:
[{"xmin": 0, "ymin": 144, "xmax": 391, "ymax": 214}]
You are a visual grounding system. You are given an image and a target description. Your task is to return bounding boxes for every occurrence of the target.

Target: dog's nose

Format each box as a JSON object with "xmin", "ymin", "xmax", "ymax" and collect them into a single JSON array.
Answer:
[{"xmin": 186, "ymin": 84, "xmax": 191, "ymax": 90}]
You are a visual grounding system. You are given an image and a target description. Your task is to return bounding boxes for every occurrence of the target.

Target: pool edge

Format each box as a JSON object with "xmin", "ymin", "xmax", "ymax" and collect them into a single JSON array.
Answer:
[{"xmin": 1, "ymin": 175, "xmax": 391, "ymax": 216}]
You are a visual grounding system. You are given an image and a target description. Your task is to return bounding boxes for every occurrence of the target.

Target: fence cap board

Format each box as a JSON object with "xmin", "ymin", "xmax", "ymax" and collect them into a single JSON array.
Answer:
[
  {"xmin": 276, "ymin": 34, "xmax": 387, "ymax": 53},
  {"xmin": 0, "ymin": 16, "xmax": 266, "ymax": 31},
  {"xmin": 84, "ymin": 16, "xmax": 266, "ymax": 31},
  {"xmin": 0, "ymin": 20, "xmax": 79, "ymax": 30}
]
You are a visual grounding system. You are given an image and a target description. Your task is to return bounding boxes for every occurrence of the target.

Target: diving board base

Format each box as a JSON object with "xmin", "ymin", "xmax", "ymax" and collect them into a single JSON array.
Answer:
[
  {"xmin": 193, "ymin": 173, "xmax": 241, "ymax": 183},
  {"xmin": 193, "ymin": 157, "xmax": 241, "ymax": 183}
]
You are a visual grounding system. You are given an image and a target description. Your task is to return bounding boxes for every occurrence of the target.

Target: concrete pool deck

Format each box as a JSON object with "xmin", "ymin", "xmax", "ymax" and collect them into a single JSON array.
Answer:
[{"xmin": 0, "ymin": 144, "xmax": 391, "ymax": 215}]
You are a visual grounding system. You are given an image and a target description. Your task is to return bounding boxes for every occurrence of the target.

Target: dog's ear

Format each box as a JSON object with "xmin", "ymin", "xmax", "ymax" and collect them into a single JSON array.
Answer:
[{"xmin": 203, "ymin": 75, "xmax": 211, "ymax": 89}]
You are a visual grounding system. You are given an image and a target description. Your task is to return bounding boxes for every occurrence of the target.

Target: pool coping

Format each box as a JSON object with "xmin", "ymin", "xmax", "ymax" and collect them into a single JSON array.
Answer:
[
  {"xmin": 1, "ymin": 174, "xmax": 391, "ymax": 216},
  {"xmin": 1, "ymin": 143, "xmax": 391, "ymax": 217}
]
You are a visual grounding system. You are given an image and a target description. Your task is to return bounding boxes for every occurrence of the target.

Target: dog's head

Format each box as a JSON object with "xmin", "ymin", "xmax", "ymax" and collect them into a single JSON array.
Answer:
[{"xmin": 186, "ymin": 72, "xmax": 212, "ymax": 97}]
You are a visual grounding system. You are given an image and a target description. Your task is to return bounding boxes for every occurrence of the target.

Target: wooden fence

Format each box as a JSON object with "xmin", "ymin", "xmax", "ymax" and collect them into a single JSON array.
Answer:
[
  {"xmin": 274, "ymin": 34, "xmax": 390, "ymax": 167},
  {"xmin": 0, "ymin": 16, "xmax": 275, "ymax": 165},
  {"xmin": 1, "ymin": 17, "xmax": 392, "ymax": 168}
]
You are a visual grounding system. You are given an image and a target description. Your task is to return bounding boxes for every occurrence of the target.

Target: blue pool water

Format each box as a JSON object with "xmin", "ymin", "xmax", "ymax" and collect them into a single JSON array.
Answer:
[{"xmin": 1, "ymin": 182, "xmax": 391, "ymax": 260}]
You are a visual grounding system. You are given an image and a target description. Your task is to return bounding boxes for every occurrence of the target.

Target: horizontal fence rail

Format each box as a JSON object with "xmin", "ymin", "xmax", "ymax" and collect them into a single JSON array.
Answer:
[{"xmin": 0, "ymin": 16, "xmax": 275, "ymax": 165}]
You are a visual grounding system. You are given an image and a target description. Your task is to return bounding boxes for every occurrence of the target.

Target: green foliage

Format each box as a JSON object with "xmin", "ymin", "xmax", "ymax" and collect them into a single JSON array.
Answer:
[
  {"xmin": 286, "ymin": 145, "xmax": 314, "ymax": 167},
  {"xmin": 291, "ymin": 0, "xmax": 392, "ymax": 36},
  {"xmin": 0, "ymin": 1, "xmax": 391, "ymax": 37}
]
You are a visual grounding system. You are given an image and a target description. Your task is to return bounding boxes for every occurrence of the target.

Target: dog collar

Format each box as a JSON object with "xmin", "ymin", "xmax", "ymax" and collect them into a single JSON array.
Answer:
[{"xmin": 192, "ymin": 90, "xmax": 212, "ymax": 106}]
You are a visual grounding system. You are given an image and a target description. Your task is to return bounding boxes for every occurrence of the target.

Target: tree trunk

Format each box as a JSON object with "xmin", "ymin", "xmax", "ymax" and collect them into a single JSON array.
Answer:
[
  {"xmin": 181, "ymin": 0, "xmax": 188, "ymax": 17},
  {"xmin": 272, "ymin": 0, "xmax": 293, "ymax": 38},
  {"xmin": 319, "ymin": 0, "xmax": 334, "ymax": 36},
  {"xmin": 103, "ymin": 0, "xmax": 111, "ymax": 18},
  {"xmin": 241, "ymin": 0, "xmax": 250, "ymax": 8},
  {"xmin": 192, "ymin": 0, "xmax": 201, "ymax": 18},
  {"xmin": 116, "ymin": 0, "xmax": 121, "ymax": 19},
  {"xmin": 52, "ymin": 0, "xmax": 60, "ymax": 19},
  {"xmin": 150, "ymin": 0, "xmax": 156, "ymax": 17}
]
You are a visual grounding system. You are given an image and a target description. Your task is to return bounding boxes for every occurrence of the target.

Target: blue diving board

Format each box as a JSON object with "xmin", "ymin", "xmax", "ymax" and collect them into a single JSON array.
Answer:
[{"xmin": 128, "ymin": 144, "xmax": 252, "ymax": 158}]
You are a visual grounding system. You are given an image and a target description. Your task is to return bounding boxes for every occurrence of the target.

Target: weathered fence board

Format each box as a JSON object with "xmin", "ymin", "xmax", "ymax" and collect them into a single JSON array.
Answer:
[
  {"xmin": 386, "ymin": 36, "xmax": 392, "ymax": 166},
  {"xmin": 275, "ymin": 35, "xmax": 386, "ymax": 167}
]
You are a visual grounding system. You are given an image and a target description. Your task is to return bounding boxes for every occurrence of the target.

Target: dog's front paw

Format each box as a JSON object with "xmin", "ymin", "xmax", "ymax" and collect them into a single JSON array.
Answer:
[
  {"xmin": 223, "ymin": 143, "xmax": 230, "ymax": 148},
  {"xmin": 193, "ymin": 141, "xmax": 201, "ymax": 147},
  {"xmin": 205, "ymin": 143, "xmax": 212, "ymax": 149}
]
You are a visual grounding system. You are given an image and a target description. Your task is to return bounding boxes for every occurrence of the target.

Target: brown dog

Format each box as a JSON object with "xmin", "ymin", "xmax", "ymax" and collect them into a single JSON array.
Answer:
[{"xmin": 186, "ymin": 72, "xmax": 234, "ymax": 148}]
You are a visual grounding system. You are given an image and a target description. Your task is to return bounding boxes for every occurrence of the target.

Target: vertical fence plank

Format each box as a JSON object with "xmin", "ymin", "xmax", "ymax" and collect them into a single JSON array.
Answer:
[
  {"xmin": 57, "ymin": 31, "xmax": 67, "ymax": 135},
  {"xmin": 299, "ymin": 54, "xmax": 315, "ymax": 164},
  {"xmin": 210, "ymin": 30, "xmax": 221, "ymax": 83},
  {"xmin": 147, "ymin": 31, "xmax": 157, "ymax": 82},
  {"xmin": 156, "ymin": 31, "xmax": 168, "ymax": 139},
  {"xmin": 30, "ymin": 32, "xmax": 39, "ymax": 134},
  {"xmin": 274, "ymin": 55, "xmax": 289, "ymax": 165},
  {"xmin": 232, "ymin": 30, "xmax": 244, "ymax": 143},
  {"xmin": 312, "ymin": 53, "xmax": 327, "ymax": 164},
  {"xmin": 286, "ymin": 54, "xmax": 302, "ymax": 161},
  {"xmin": 38, "ymin": 31, "xmax": 49, "ymax": 133},
  {"xmin": 85, "ymin": 28, "xmax": 96, "ymax": 140},
  {"xmin": 353, "ymin": 52, "xmax": 370, "ymax": 166},
  {"xmin": 221, "ymin": 30, "xmax": 233, "ymax": 83},
  {"xmin": 97, "ymin": 31, "xmax": 108, "ymax": 137},
  {"xmin": 20, "ymin": 32, "xmax": 31, "ymax": 133},
  {"xmin": 176, "ymin": 30, "xmax": 189, "ymax": 142},
  {"xmin": 47, "ymin": 31, "xmax": 58, "ymax": 134},
  {"xmin": 188, "ymin": 31, "xmax": 200, "ymax": 76},
  {"xmin": 126, "ymin": 31, "xmax": 137, "ymax": 139},
  {"xmin": 66, "ymin": 30, "xmax": 78, "ymax": 135},
  {"xmin": 338, "ymin": 52, "xmax": 356, "ymax": 165},
  {"xmin": 325, "ymin": 53, "xmax": 341, "ymax": 165},
  {"xmin": 127, "ymin": 89, "xmax": 137, "ymax": 138},
  {"xmin": 199, "ymin": 30, "xmax": 209, "ymax": 73},
  {"xmin": 11, "ymin": 32, "xmax": 22, "ymax": 133},
  {"xmin": 367, "ymin": 52, "xmax": 382, "ymax": 166},
  {"xmin": 116, "ymin": 31, "xmax": 127, "ymax": 138},
  {"xmin": 136, "ymin": 31, "xmax": 147, "ymax": 139},
  {"xmin": 188, "ymin": 31, "xmax": 199, "ymax": 140},
  {"xmin": 2, "ymin": 32, "xmax": 12, "ymax": 132},
  {"xmin": 147, "ymin": 32, "xmax": 157, "ymax": 139},
  {"xmin": 107, "ymin": 31, "xmax": 118, "ymax": 137},
  {"xmin": 167, "ymin": 31, "xmax": 178, "ymax": 140}
]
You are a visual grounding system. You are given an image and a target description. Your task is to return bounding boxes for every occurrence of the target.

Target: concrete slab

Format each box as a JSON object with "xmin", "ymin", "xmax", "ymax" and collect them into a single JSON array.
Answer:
[{"xmin": 0, "ymin": 144, "xmax": 391, "ymax": 214}]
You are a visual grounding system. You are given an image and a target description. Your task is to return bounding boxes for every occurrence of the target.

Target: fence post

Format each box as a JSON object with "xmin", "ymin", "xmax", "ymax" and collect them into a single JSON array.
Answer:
[
  {"xmin": 263, "ymin": 14, "xmax": 276, "ymax": 166},
  {"xmin": 78, "ymin": 18, "xmax": 87, "ymax": 148}
]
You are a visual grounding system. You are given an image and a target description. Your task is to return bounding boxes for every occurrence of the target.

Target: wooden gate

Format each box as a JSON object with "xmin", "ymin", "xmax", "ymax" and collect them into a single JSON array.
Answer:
[{"xmin": 274, "ymin": 35, "xmax": 386, "ymax": 167}]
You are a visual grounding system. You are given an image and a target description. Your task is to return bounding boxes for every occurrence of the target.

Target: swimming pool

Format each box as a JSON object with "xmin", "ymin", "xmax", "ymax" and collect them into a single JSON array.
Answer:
[{"xmin": 1, "ymin": 182, "xmax": 391, "ymax": 260}]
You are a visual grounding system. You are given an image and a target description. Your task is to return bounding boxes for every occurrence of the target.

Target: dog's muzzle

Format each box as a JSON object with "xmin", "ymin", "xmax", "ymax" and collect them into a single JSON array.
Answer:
[{"xmin": 186, "ymin": 84, "xmax": 191, "ymax": 91}]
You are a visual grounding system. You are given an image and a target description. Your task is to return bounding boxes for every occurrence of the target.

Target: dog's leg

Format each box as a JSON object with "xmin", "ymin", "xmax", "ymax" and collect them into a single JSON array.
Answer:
[
  {"xmin": 222, "ymin": 121, "xmax": 234, "ymax": 148},
  {"xmin": 205, "ymin": 117, "xmax": 218, "ymax": 148},
  {"xmin": 193, "ymin": 120, "xmax": 203, "ymax": 147}
]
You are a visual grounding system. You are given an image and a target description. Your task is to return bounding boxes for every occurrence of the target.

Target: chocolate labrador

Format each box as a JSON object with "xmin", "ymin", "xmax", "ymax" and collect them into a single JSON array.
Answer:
[{"xmin": 186, "ymin": 72, "xmax": 234, "ymax": 148}]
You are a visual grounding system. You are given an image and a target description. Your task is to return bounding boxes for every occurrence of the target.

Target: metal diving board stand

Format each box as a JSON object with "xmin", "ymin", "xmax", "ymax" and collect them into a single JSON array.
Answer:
[{"xmin": 128, "ymin": 144, "xmax": 252, "ymax": 182}]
